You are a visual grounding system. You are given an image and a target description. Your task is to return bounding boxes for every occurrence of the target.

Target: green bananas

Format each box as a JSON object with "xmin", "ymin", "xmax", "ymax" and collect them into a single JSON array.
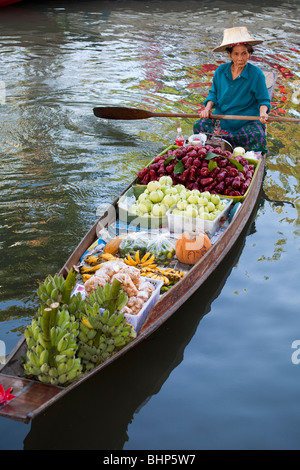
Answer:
[
  {"xmin": 23, "ymin": 271, "xmax": 138, "ymax": 385},
  {"xmin": 23, "ymin": 302, "xmax": 82, "ymax": 386},
  {"xmin": 85, "ymin": 277, "xmax": 128, "ymax": 314},
  {"xmin": 77, "ymin": 279, "xmax": 136, "ymax": 372},
  {"xmin": 37, "ymin": 267, "xmax": 83, "ymax": 317}
]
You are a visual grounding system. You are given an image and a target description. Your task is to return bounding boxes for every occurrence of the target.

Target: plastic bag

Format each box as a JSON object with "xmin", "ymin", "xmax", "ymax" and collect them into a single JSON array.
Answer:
[
  {"xmin": 146, "ymin": 236, "xmax": 175, "ymax": 264},
  {"xmin": 119, "ymin": 232, "xmax": 150, "ymax": 258},
  {"xmin": 119, "ymin": 232, "xmax": 175, "ymax": 264}
]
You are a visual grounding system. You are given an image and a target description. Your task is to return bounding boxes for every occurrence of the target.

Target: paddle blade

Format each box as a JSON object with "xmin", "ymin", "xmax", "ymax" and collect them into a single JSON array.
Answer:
[{"xmin": 93, "ymin": 106, "xmax": 154, "ymax": 120}]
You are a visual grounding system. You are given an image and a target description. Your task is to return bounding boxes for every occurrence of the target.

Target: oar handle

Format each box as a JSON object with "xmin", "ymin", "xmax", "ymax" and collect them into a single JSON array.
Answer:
[
  {"xmin": 154, "ymin": 112, "xmax": 300, "ymax": 123},
  {"xmin": 211, "ymin": 113, "xmax": 299, "ymax": 123}
]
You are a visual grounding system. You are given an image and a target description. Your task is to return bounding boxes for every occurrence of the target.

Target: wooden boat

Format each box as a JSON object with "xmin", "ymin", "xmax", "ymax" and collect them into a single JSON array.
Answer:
[
  {"xmin": 24, "ymin": 227, "xmax": 256, "ymax": 449},
  {"xmin": 0, "ymin": 150, "xmax": 266, "ymax": 423},
  {"xmin": 0, "ymin": 71, "xmax": 277, "ymax": 424}
]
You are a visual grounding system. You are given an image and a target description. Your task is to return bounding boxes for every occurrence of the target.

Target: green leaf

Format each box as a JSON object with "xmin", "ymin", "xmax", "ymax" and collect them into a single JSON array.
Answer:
[
  {"xmin": 205, "ymin": 151, "xmax": 244, "ymax": 172},
  {"xmin": 205, "ymin": 152, "xmax": 219, "ymax": 160},
  {"xmin": 164, "ymin": 154, "xmax": 175, "ymax": 165},
  {"xmin": 228, "ymin": 157, "xmax": 244, "ymax": 171},
  {"xmin": 173, "ymin": 161, "xmax": 185, "ymax": 174},
  {"xmin": 208, "ymin": 160, "xmax": 218, "ymax": 172}
]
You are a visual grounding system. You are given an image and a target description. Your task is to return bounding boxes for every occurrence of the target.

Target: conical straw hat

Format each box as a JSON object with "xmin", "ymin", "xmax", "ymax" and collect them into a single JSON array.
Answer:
[{"xmin": 213, "ymin": 27, "xmax": 263, "ymax": 52}]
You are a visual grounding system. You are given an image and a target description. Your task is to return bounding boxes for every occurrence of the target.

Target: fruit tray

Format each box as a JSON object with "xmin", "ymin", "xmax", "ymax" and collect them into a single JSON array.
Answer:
[
  {"xmin": 167, "ymin": 197, "xmax": 232, "ymax": 237},
  {"xmin": 117, "ymin": 186, "xmax": 169, "ymax": 230},
  {"xmin": 136, "ymin": 144, "xmax": 260, "ymax": 204}
]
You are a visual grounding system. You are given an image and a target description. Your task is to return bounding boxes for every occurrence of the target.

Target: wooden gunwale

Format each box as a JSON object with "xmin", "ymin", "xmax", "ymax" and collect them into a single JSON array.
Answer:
[{"xmin": 0, "ymin": 153, "xmax": 266, "ymax": 423}]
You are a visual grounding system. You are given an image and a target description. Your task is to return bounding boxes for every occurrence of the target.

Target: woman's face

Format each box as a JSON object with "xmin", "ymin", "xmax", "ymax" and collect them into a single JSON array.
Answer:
[{"xmin": 230, "ymin": 44, "xmax": 251, "ymax": 68}]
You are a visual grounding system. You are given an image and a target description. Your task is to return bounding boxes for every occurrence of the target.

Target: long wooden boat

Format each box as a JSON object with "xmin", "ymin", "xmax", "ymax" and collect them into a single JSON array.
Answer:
[
  {"xmin": 0, "ymin": 71, "xmax": 277, "ymax": 424},
  {"xmin": 0, "ymin": 150, "xmax": 266, "ymax": 423},
  {"xmin": 23, "ymin": 225, "xmax": 257, "ymax": 449}
]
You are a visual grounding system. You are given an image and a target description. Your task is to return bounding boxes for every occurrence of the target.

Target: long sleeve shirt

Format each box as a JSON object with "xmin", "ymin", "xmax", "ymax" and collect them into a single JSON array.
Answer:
[{"xmin": 204, "ymin": 61, "xmax": 271, "ymax": 132}]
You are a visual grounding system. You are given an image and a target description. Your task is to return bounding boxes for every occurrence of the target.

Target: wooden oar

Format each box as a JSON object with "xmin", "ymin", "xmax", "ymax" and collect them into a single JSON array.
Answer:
[{"xmin": 93, "ymin": 106, "xmax": 300, "ymax": 123}]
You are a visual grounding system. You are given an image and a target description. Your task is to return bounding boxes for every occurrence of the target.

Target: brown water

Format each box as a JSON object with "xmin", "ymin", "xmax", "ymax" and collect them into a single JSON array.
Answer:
[{"xmin": 0, "ymin": 0, "xmax": 299, "ymax": 450}]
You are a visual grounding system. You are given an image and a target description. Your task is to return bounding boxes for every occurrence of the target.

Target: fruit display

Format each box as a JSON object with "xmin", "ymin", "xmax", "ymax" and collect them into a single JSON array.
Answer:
[
  {"xmin": 175, "ymin": 231, "xmax": 211, "ymax": 265},
  {"xmin": 136, "ymin": 144, "xmax": 255, "ymax": 198},
  {"xmin": 19, "ymin": 137, "xmax": 259, "ymax": 394},
  {"xmin": 22, "ymin": 144, "xmax": 249, "ymax": 388}
]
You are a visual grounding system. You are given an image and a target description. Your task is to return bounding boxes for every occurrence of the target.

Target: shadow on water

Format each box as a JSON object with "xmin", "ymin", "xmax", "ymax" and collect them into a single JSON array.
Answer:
[{"xmin": 23, "ymin": 198, "xmax": 260, "ymax": 450}]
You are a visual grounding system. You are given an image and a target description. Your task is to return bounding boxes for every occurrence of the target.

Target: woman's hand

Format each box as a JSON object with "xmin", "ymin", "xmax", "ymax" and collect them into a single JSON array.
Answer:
[
  {"xmin": 260, "ymin": 105, "xmax": 269, "ymax": 124},
  {"xmin": 198, "ymin": 102, "xmax": 214, "ymax": 119},
  {"xmin": 198, "ymin": 108, "xmax": 211, "ymax": 119}
]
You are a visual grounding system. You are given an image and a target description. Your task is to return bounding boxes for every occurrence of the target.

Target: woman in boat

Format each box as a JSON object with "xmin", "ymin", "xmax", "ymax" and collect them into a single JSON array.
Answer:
[{"xmin": 193, "ymin": 27, "xmax": 271, "ymax": 153}]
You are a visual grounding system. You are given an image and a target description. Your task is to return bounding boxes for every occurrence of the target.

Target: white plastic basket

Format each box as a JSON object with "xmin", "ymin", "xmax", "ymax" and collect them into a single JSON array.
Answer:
[
  {"xmin": 124, "ymin": 276, "xmax": 164, "ymax": 332},
  {"xmin": 72, "ymin": 277, "xmax": 163, "ymax": 333},
  {"xmin": 167, "ymin": 197, "xmax": 232, "ymax": 237},
  {"xmin": 118, "ymin": 187, "xmax": 168, "ymax": 230}
]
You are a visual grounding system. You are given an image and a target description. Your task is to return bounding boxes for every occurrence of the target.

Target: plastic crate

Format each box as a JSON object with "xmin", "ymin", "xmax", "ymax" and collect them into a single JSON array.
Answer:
[
  {"xmin": 117, "ymin": 186, "xmax": 168, "ymax": 230},
  {"xmin": 124, "ymin": 276, "xmax": 164, "ymax": 332},
  {"xmin": 167, "ymin": 197, "xmax": 232, "ymax": 237}
]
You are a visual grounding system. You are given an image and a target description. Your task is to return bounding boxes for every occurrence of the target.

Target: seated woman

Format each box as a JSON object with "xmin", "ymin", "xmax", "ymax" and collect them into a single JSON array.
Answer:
[{"xmin": 193, "ymin": 27, "xmax": 271, "ymax": 153}]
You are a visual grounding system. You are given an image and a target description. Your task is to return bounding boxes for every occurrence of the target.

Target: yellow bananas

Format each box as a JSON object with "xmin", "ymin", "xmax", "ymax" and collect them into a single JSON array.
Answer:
[
  {"xmin": 84, "ymin": 253, "xmax": 118, "ymax": 266},
  {"xmin": 124, "ymin": 251, "xmax": 156, "ymax": 269},
  {"xmin": 80, "ymin": 264, "xmax": 103, "ymax": 274},
  {"xmin": 80, "ymin": 253, "xmax": 119, "ymax": 275},
  {"xmin": 140, "ymin": 266, "xmax": 185, "ymax": 286}
]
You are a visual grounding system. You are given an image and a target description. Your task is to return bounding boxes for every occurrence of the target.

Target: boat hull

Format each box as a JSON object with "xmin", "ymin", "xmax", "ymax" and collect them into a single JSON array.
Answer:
[{"xmin": 0, "ymin": 154, "xmax": 266, "ymax": 422}]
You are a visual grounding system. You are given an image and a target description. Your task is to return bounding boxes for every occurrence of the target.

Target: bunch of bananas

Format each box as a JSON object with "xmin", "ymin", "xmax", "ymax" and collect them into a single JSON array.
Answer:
[
  {"xmin": 23, "ymin": 302, "xmax": 82, "ymax": 386},
  {"xmin": 37, "ymin": 268, "xmax": 82, "ymax": 317},
  {"xmin": 123, "ymin": 251, "xmax": 156, "ymax": 269},
  {"xmin": 77, "ymin": 279, "xmax": 136, "ymax": 371},
  {"xmin": 79, "ymin": 253, "xmax": 119, "ymax": 275},
  {"xmin": 140, "ymin": 266, "xmax": 185, "ymax": 286}
]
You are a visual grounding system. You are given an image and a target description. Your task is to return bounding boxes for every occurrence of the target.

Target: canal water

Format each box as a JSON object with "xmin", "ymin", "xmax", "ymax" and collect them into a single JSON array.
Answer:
[{"xmin": 0, "ymin": 0, "xmax": 299, "ymax": 450}]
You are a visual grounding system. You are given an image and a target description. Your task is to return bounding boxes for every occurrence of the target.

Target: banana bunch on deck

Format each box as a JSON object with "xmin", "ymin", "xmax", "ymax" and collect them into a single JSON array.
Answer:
[
  {"xmin": 122, "ymin": 249, "xmax": 185, "ymax": 291},
  {"xmin": 140, "ymin": 266, "xmax": 185, "ymax": 289},
  {"xmin": 23, "ymin": 267, "xmax": 138, "ymax": 385},
  {"xmin": 77, "ymin": 279, "xmax": 136, "ymax": 372},
  {"xmin": 123, "ymin": 250, "xmax": 156, "ymax": 269},
  {"xmin": 23, "ymin": 301, "xmax": 82, "ymax": 385},
  {"xmin": 23, "ymin": 268, "xmax": 83, "ymax": 385},
  {"xmin": 79, "ymin": 253, "xmax": 119, "ymax": 277}
]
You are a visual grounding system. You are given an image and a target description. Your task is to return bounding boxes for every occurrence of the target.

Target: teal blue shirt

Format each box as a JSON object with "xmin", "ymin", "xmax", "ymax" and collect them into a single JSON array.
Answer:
[{"xmin": 204, "ymin": 61, "xmax": 271, "ymax": 132}]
